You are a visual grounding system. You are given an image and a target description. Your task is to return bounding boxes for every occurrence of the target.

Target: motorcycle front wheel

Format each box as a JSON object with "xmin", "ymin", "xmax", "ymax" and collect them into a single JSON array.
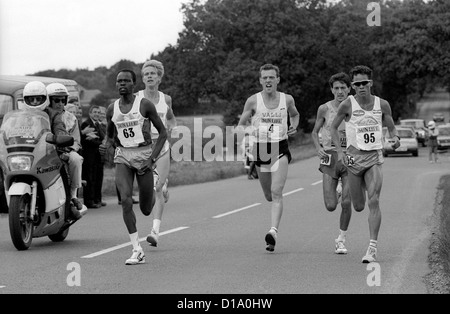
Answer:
[{"xmin": 9, "ymin": 194, "xmax": 33, "ymax": 251}]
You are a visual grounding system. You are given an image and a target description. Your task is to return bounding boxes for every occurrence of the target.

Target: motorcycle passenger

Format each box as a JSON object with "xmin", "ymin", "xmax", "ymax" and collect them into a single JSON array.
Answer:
[
  {"xmin": 22, "ymin": 81, "xmax": 82, "ymax": 221},
  {"xmin": 46, "ymin": 83, "xmax": 85, "ymax": 214}
]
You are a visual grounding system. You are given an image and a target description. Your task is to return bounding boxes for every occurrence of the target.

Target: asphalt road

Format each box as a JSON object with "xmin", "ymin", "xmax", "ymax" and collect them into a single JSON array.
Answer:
[
  {"xmin": 0, "ymin": 146, "xmax": 449, "ymax": 294},
  {"xmin": 1, "ymin": 90, "xmax": 449, "ymax": 295}
]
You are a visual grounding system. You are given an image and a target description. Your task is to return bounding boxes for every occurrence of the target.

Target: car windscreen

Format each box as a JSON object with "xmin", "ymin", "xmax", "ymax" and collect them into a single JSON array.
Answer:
[
  {"xmin": 438, "ymin": 127, "xmax": 450, "ymax": 136},
  {"xmin": 0, "ymin": 94, "xmax": 13, "ymax": 118},
  {"xmin": 398, "ymin": 129, "xmax": 415, "ymax": 138}
]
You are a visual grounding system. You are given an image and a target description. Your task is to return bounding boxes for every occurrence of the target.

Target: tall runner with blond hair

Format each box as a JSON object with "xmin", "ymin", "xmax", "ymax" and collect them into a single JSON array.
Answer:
[{"xmin": 139, "ymin": 60, "xmax": 177, "ymax": 247}]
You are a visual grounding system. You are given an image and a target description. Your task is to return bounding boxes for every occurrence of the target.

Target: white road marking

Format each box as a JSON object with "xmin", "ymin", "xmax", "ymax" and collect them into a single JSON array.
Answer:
[
  {"xmin": 283, "ymin": 188, "xmax": 304, "ymax": 196},
  {"xmin": 212, "ymin": 203, "xmax": 261, "ymax": 219},
  {"xmin": 0, "ymin": 286, "xmax": 5, "ymax": 289},
  {"xmin": 81, "ymin": 226, "xmax": 190, "ymax": 259},
  {"xmin": 311, "ymin": 180, "xmax": 323, "ymax": 186}
]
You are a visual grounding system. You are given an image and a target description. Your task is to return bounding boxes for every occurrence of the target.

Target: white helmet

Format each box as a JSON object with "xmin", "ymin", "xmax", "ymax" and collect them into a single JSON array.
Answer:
[
  {"xmin": 46, "ymin": 82, "xmax": 69, "ymax": 97},
  {"xmin": 428, "ymin": 121, "xmax": 436, "ymax": 129},
  {"xmin": 23, "ymin": 81, "xmax": 49, "ymax": 111}
]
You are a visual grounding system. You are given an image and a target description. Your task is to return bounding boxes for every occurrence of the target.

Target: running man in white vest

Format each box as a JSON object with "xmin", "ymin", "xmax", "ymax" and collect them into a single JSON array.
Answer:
[
  {"xmin": 331, "ymin": 65, "xmax": 400, "ymax": 263},
  {"xmin": 311, "ymin": 72, "xmax": 352, "ymax": 254},
  {"xmin": 138, "ymin": 60, "xmax": 177, "ymax": 247},
  {"xmin": 237, "ymin": 64, "xmax": 300, "ymax": 252},
  {"xmin": 101, "ymin": 69, "xmax": 167, "ymax": 265}
]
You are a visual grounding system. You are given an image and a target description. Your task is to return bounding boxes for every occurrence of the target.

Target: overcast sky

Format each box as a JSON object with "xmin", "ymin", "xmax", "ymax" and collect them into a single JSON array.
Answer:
[{"xmin": 0, "ymin": 0, "xmax": 189, "ymax": 76}]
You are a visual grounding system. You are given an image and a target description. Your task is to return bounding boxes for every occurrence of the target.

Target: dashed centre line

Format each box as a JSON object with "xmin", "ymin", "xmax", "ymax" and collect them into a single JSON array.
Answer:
[
  {"xmin": 212, "ymin": 203, "xmax": 261, "ymax": 219},
  {"xmin": 80, "ymin": 183, "xmax": 316, "ymax": 259},
  {"xmin": 81, "ymin": 227, "xmax": 189, "ymax": 259}
]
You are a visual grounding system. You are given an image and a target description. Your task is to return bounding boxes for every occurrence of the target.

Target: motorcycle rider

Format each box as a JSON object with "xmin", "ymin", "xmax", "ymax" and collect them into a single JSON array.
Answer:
[
  {"xmin": 22, "ymin": 81, "xmax": 82, "ymax": 221},
  {"xmin": 46, "ymin": 83, "xmax": 85, "ymax": 213}
]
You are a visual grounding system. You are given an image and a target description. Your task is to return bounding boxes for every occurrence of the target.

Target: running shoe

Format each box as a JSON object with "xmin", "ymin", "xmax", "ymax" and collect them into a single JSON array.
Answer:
[
  {"xmin": 162, "ymin": 178, "xmax": 169, "ymax": 203},
  {"xmin": 125, "ymin": 247, "xmax": 145, "ymax": 265},
  {"xmin": 362, "ymin": 246, "xmax": 377, "ymax": 263},
  {"xmin": 146, "ymin": 229, "xmax": 159, "ymax": 247},
  {"xmin": 335, "ymin": 239, "xmax": 348, "ymax": 254},
  {"xmin": 265, "ymin": 228, "xmax": 277, "ymax": 252}
]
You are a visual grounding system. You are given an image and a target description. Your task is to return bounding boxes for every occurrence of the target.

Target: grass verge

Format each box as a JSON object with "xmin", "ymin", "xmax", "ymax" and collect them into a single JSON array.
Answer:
[
  {"xmin": 101, "ymin": 133, "xmax": 317, "ymax": 196},
  {"xmin": 424, "ymin": 175, "xmax": 450, "ymax": 294}
]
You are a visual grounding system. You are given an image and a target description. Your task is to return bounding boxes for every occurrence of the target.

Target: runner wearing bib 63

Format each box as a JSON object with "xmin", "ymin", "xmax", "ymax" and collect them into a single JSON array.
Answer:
[{"xmin": 101, "ymin": 69, "xmax": 167, "ymax": 266}]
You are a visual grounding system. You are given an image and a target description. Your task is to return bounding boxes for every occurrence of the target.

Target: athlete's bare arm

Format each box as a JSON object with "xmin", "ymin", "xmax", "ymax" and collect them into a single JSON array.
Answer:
[
  {"xmin": 331, "ymin": 98, "xmax": 351, "ymax": 161},
  {"xmin": 236, "ymin": 95, "xmax": 257, "ymax": 141},
  {"xmin": 165, "ymin": 94, "xmax": 177, "ymax": 130},
  {"xmin": 312, "ymin": 104, "xmax": 328, "ymax": 156},
  {"xmin": 141, "ymin": 98, "xmax": 168, "ymax": 164},
  {"xmin": 286, "ymin": 94, "xmax": 299, "ymax": 136},
  {"xmin": 381, "ymin": 99, "xmax": 400, "ymax": 149}
]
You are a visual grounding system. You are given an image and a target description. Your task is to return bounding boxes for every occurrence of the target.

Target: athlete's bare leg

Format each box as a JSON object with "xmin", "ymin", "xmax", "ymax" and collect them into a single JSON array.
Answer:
[
  {"xmin": 258, "ymin": 156, "xmax": 289, "ymax": 230},
  {"xmin": 116, "ymin": 163, "xmax": 138, "ymax": 234},
  {"xmin": 339, "ymin": 175, "xmax": 352, "ymax": 232},
  {"xmin": 363, "ymin": 164, "xmax": 383, "ymax": 241},
  {"xmin": 136, "ymin": 169, "xmax": 156, "ymax": 217},
  {"xmin": 322, "ymin": 174, "xmax": 339, "ymax": 212},
  {"xmin": 152, "ymin": 152, "xmax": 170, "ymax": 221},
  {"xmin": 348, "ymin": 172, "xmax": 366, "ymax": 212}
]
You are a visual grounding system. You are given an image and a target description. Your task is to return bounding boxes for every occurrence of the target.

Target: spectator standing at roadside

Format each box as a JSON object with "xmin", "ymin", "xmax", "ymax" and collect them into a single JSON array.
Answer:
[
  {"xmin": 427, "ymin": 121, "xmax": 439, "ymax": 163},
  {"xmin": 81, "ymin": 105, "xmax": 105, "ymax": 208}
]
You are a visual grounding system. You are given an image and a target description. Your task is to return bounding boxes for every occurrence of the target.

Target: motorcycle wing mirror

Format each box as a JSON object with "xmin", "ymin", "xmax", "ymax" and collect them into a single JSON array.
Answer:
[{"xmin": 45, "ymin": 134, "xmax": 74, "ymax": 147}]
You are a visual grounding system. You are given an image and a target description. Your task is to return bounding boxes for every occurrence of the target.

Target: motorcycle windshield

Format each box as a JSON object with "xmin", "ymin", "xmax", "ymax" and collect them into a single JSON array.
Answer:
[{"xmin": 0, "ymin": 110, "xmax": 51, "ymax": 145}]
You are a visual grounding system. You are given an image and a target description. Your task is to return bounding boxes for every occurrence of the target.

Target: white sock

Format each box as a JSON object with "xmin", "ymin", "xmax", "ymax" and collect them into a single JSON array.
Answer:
[
  {"xmin": 129, "ymin": 232, "xmax": 141, "ymax": 251},
  {"xmin": 70, "ymin": 188, "xmax": 78, "ymax": 200},
  {"xmin": 369, "ymin": 239, "xmax": 377, "ymax": 249},
  {"xmin": 152, "ymin": 219, "xmax": 161, "ymax": 234},
  {"xmin": 337, "ymin": 230, "xmax": 347, "ymax": 242}
]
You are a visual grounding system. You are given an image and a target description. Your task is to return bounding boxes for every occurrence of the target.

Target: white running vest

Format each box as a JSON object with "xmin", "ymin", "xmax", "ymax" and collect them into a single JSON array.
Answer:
[
  {"xmin": 112, "ymin": 94, "xmax": 147, "ymax": 148},
  {"xmin": 346, "ymin": 95, "xmax": 383, "ymax": 151},
  {"xmin": 252, "ymin": 92, "xmax": 288, "ymax": 143},
  {"xmin": 137, "ymin": 90, "xmax": 168, "ymax": 139},
  {"xmin": 321, "ymin": 101, "xmax": 347, "ymax": 151}
]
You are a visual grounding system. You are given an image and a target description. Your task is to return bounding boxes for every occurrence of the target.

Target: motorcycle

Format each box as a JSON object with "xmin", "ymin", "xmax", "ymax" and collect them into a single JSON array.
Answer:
[{"xmin": 0, "ymin": 109, "xmax": 87, "ymax": 251}]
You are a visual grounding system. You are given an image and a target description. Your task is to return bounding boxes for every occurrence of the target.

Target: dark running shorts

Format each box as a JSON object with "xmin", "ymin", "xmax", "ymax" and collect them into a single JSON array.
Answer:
[
  {"xmin": 253, "ymin": 139, "xmax": 292, "ymax": 167},
  {"xmin": 319, "ymin": 150, "xmax": 348, "ymax": 180}
]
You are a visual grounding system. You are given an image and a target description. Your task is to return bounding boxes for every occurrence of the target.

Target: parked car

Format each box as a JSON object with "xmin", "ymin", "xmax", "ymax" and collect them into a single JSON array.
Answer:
[
  {"xmin": 433, "ymin": 112, "xmax": 445, "ymax": 124},
  {"xmin": 399, "ymin": 118, "xmax": 428, "ymax": 147},
  {"xmin": 382, "ymin": 127, "xmax": 419, "ymax": 157},
  {"xmin": 437, "ymin": 124, "xmax": 450, "ymax": 150}
]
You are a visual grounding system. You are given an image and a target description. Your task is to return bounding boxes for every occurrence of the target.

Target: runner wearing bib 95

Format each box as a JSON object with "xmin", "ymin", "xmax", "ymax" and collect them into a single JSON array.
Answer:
[
  {"xmin": 237, "ymin": 64, "xmax": 299, "ymax": 252},
  {"xmin": 331, "ymin": 65, "xmax": 400, "ymax": 263},
  {"xmin": 100, "ymin": 69, "xmax": 167, "ymax": 265},
  {"xmin": 311, "ymin": 72, "xmax": 352, "ymax": 255}
]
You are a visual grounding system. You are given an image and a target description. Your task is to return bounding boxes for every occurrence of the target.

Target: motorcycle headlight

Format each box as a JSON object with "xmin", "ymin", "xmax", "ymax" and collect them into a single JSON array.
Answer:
[{"xmin": 8, "ymin": 155, "xmax": 33, "ymax": 171}]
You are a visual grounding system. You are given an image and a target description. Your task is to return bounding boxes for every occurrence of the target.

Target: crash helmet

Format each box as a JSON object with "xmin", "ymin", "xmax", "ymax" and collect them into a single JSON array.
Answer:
[
  {"xmin": 46, "ymin": 83, "xmax": 69, "ymax": 106},
  {"xmin": 23, "ymin": 81, "xmax": 49, "ymax": 111},
  {"xmin": 428, "ymin": 121, "xmax": 436, "ymax": 129}
]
